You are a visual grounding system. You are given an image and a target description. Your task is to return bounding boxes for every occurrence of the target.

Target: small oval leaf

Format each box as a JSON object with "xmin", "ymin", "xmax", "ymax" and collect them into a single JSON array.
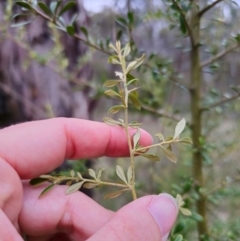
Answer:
[
  {"xmin": 83, "ymin": 182, "xmax": 99, "ymax": 189},
  {"xmin": 88, "ymin": 169, "xmax": 97, "ymax": 179},
  {"xmin": 104, "ymin": 189, "xmax": 128, "ymax": 199},
  {"xmin": 39, "ymin": 184, "xmax": 55, "ymax": 197},
  {"xmin": 80, "ymin": 26, "xmax": 88, "ymax": 39},
  {"xmin": 116, "ymin": 165, "xmax": 128, "ymax": 184},
  {"xmin": 133, "ymin": 129, "xmax": 141, "ymax": 149},
  {"xmin": 174, "ymin": 118, "xmax": 186, "ymax": 139},
  {"xmin": 29, "ymin": 178, "xmax": 48, "ymax": 186},
  {"xmin": 66, "ymin": 181, "xmax": 85, "ymax": 195},
  {"xmin": 58, "ymin": 1, "xmax": 76, "ymax": 16},
  {"xmin": 66, "ymin": 25, "xmax": 75, "ymax": 36},
  {"xmin": 104, "ymin": 89, "xmax": 121, "ymax": 98},
  {"xmin": 127, "ymin": 166, "xmax": 133, "ymax": 184},
  {"xmin": 38, "ymin": 2, "xmax": 52, "ymax": 16},
  {"xmin": 103, "ymin": 117, "xmax": 123, "ymax": 126},
  {"xmin": 103, "ymin": 80, "xmax": 121, "ymax": 88},
  {"xmin": 179, "ymin": 137, "xmax": 192, "ymax": 145},
  {"xmin": 97, "ymin": 168, "xmax": 105, "ymax": 180},
  {"xmin": 161, "ymin": 147, "xmax": 177, "ymax": 163},
  {"xmin": 108, "ymin": 105, "xmax": 125, "ymax": 114},
  {"xmin": 142, "ymin": 154, "xmax": 160, "ymax": 161}
]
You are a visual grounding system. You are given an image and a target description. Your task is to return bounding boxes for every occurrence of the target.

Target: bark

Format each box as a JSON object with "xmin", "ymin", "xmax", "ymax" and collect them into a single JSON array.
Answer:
[
  {"xmin": 0, "ymin": 0, "xmax": 93, "ymax": 127},
  {"xmin": 189, "ymin": 2, "xmax": 208, "ymax": 238}
]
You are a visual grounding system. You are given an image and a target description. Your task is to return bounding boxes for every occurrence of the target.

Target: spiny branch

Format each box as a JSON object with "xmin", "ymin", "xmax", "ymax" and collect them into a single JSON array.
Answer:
[
  {"xmin": 201, "ymin": 93, "xmax": 240, "ymax": 111},
  {"xmin": 171, "ymin": 0, "xmax": 195, "ymax": 47},
  {"xmin": 140, "ymin": 103, "xmax": 186, "ymax": 124},
  {"xmin": 0, "ymin": 82, "xmax": 46, "ymax": 118},
  {"xmin": 32, "ymin": 7, "xmax": 111, "ymax": 55},
  {"xmin": 200, "ymin": 43, "xmax": 240, "ymax": 68},
  {"xmin": 199, "ymin": 0, "xmax": 225, "ymax": 17}
]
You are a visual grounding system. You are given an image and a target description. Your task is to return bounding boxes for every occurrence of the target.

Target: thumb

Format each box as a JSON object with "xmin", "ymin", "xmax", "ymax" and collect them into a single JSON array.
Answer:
[{"xmin": 88, "ymin": 193, "xmax": 178, "ymax": 241}]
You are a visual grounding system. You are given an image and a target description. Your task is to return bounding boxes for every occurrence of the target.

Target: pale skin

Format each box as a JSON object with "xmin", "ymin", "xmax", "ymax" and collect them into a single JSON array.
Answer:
[{"xmin": 0, "ymin": 118, "xmax": 178, "ymax": 241}]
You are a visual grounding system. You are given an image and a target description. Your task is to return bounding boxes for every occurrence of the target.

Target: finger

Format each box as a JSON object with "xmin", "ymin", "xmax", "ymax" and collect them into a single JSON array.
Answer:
[
  {"xmin": 0, "ymin": 158, "xmax": 23, "ymax": 224},
  {"xmin": 87, "ymin": 194, "xmax": 178, "ymax": 241},
  {"xmin": 0, "ymin": 118, "xmax": 152, "ymax": 178},
  {"xmin": 0, "ymin": 210, "xmax": 23, "ymax": 241},
  {"xmin": 19, "ymin": 182, "xmax": 113, "ymax": 241}
]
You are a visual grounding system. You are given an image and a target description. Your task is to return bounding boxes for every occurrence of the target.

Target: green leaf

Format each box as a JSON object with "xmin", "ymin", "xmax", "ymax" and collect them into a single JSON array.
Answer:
[
  {"xmin": 54, "ymin": 0, "xmax": 63, "ymax": 14},
  {"xmin": 127, "ymin": 166, "xmax": 133, "ymax": 184},
  {"xmin": 83, "ymin": 182, "xmax": 99, "ymax": 189},
  {"xmin": 108, "ymin": 55, "xmax": 120, "ymax": 65},
  {"xmin": 50, "ymin": 1, "xmax": 57, "ymax": 13},
  {"xmin": 125, "ymin": 54, "xmax": 145, "ymax": 73},
  {"xmin": 104, "ymin": 189, "xmax": 128, "ymax": 199},
  {"xmin": 70, "ymin": 14, "xmax": 78, "ymax": 25},
  {"xmin": 103, "ymin": 117, "xmax": 123, "ymax": 126},
  {"xmin": 66, "ymin": 25, "xmax": 75, "ymax": 36},
  {"xmin": 180, "ymin": 207, "xmax": 192, "ymax": 216},
  {"xmin": 66, "ymin": 181, "xmax": 85, "ymax": 194},
  {"xmin": 127, "ymin": 11, "xmax": 134, "ymax": 25},
  {"xmin": 109, "ymin": 43, "xmax": 117, "ymax": 52},
  {"xmin": 128, "ymin": 121, "xmax": 141, "ymax": 128},
  {"xmin": 77, "ymin": 172, "xmax": 83, "ymax": 179},
  {"xmin": 179, "ymin": 137, "xmax": 192, "ymax": 145},
  {"xmin": 133, "ymin": 129, "xmax": 141, "ymax": 149},
  {"xmin": 11, "ymin": 14, "xmax": 34, "ymax": 27},
  {"xmin": 16, "ymin": 1, "xmax": 32, "ymax": 11},
  {"xmin": 104, "ymin": 89, "xmax": 121, "ymax": 98},
  {"xmin": 70, "ymin": 170, "xmax": 75, "ymax": 177},
  {"xmin": 39, "ymin": 184, "xmax": 55, "ymax": 197},
  {"xmin": 108, "ymin": 105, "xmax": 125, "ymax": 114},
  {"xmin": 116, "ymin": 165, "xmax": 128, "ymax": 184},
  {"xmin": 129, "ymin": 93, "xmax": 141, "ymax": 110},
  {"xmin": 29, "ymin": 177, "xmax": 48, "ymax": 186},
  {"xmin": 97, "ymin": 168, "xmax": 105, "ymax": 180},
  {"xmin": 173, "ymin": 118, "xmax": 186, "ymax": 139},
  {"xmin": 179, "ymin": 15, "xmax": 187, "ymax": 35},
  {"xmin": 127, "ymin": 78, "xmax": 138, "ymax": 86},
  {"xmin": 80, "ymin": 27, "xmax": 88, "ymax": 39},
  {"xmin": 66, "ymin": 180, "xmax": 73, "ymax": 186},
  {"xmin": 142, "ymin": 154, "xmax": 160, "ymax": 161},
  {"xmin": 123, "ymin": 43, "xmax": 131, "ymax": 57},
  {"xmin": 103, "ymin": 80, "xmax": 121, "ymax": 88},
  {"xmin": 155, "ymin": 132, "xmax": 164, "ymax": 141},
  {"xmin": 173, "ymin": 234, "xmax": 183, "ymax": 241},
  {"xmin": 58, "ymin": 1, "xmax": 76, "ymax": 16},
  {"xmin": 116, "ymin": 30, "xmax": 123, "ymax": 40},
  {"xmin": 88, "ymin": 169, "xmax": 96, "ymax": 179},
  {"xmin": 116, "ymin": 17, "xmax": 128, "ymax": 27},
  {"xmin": 38, "ymin": 2, "xmax": 52, "ymax": 16},
  {"xmin": 161, "ymin": 147, "xmax": 177, "ymax": 163}
]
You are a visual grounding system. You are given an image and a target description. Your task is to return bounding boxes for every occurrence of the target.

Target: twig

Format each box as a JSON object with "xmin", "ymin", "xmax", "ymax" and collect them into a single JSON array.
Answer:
[
  {"xmin": 201, "ymin": 93, "xmax": 240, "ymax": 111},
  {"xmin": 204, "ymin": 175, "xmax": 240, "ymax": 196},
  {"xmin": 140, "ymin": 103, "xmax": 185, "ymax": 124},
  {"xmin": 0, "ymin": 82, "xmax": 46, "ymax": 118},
  {"xmin": 199, "ymin": 0, "xmax": 225, "ymax": 17},
  {"xmin": 32, "ymin": 7, "xmax": 112, "ymax": 55},
  {"xmin": 170, "ymin": 0, "xmax": 195, "ymax": 47},
  {"xmin": 200, "ymin": 43, "xmax": 240, "ymax": 68}
]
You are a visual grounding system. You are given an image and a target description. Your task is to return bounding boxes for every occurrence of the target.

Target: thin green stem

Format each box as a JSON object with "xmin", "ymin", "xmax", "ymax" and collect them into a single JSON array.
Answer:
[
  {"xmin": 136, "ymin": 139, "xmax": 182, "ymax": 152},
  {"xmin": 42, "ymin": 175, "xmax": 129, "ymax": 188},
  {"xmin": 117, "ymin": 46, "xmax": 137, "ymax": 200}
]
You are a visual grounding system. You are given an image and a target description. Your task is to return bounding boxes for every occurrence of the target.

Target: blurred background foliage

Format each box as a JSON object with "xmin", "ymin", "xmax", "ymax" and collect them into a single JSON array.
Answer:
[{"xmin": 0, "ymin": 0, "xmax": 240, "ymax": 240}]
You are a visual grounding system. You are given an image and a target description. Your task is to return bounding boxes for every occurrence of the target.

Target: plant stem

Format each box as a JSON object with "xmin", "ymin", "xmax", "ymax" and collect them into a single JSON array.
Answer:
[
  {"xmin": 44, "ymin": 176, "xmax": 129, "ymax": 188},
  {"xmin": 189, "ymin": 5, "xmax": 208, "ymax": 238}
]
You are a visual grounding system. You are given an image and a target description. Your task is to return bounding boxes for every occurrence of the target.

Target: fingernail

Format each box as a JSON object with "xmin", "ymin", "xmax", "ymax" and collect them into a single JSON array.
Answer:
[{"xmin": 147, "ymin": 193, "xmax": 178, "ymax": 241}]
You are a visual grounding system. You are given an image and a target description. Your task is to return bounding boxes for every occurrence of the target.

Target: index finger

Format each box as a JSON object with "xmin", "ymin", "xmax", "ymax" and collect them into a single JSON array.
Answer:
[{"xmin": 0, "ymin": 118, "xmax": 152, "ymax": 179}]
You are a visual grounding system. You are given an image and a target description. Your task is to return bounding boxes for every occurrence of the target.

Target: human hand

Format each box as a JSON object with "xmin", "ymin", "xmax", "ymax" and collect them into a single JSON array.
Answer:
[{"xmin": 0, "ymin": 118, "xmax": 178, "ymax": 241}]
